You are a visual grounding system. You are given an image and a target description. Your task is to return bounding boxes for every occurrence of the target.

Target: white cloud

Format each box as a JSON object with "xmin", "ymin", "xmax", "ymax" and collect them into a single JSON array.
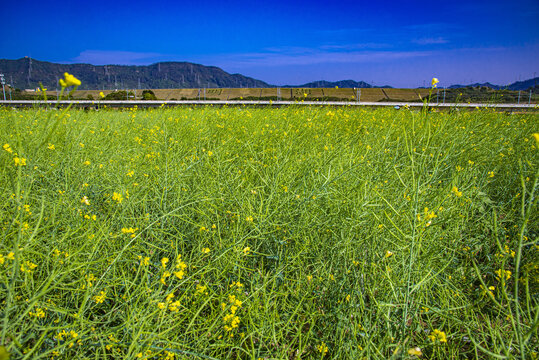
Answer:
[
  {"xmin": 412, "ymin": 37, "xmax": 449, "ymax": 45},
  {"xmin": 198, "ymin": 48, "xmax": 433, "ymax": 68}
]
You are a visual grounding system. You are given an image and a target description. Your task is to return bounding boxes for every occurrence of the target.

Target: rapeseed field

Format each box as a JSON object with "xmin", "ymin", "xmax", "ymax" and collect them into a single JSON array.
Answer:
[{"xmin": 0, "ymin": 100, "xmax": 537, "ymax": 358}]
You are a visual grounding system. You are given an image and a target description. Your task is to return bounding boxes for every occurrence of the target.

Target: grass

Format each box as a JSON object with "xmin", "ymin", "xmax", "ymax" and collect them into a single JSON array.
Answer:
[{"xmin": 0, "ymin": 105, "xmax": 537, "ymax": 359}]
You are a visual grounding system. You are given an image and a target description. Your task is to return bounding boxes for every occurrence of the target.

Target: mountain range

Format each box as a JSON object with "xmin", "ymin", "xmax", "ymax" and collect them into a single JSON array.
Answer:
[
  {"xmin": 0, "ymin": 57, "xmax": 537, "ymax": 91},
  {"xmin": 448, "ymin": 79, "xmax": 539, "ymax": 91}
]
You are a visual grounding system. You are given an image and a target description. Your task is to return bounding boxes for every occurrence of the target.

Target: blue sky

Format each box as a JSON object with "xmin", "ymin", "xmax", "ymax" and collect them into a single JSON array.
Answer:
[{"xmin": 1, "ymin": 0, "xmax": 538, "ymax": 87}]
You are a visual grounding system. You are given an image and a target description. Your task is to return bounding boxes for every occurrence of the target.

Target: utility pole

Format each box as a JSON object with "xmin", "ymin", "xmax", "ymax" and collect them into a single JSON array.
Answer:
[
  {"xmin": 518, "ymin": 90, "xmax": 521, "ymax": 104},
  {"xmin": 0, "ymin": 74, "xmax": 6, "ymax": 101},
  {"xmin": 443, "ymin": 88, "xmax": 446, "ymax": 104}
]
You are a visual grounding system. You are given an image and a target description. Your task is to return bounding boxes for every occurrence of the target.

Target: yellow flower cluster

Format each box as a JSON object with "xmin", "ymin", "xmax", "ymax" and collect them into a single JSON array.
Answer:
[
  {"xmin": 59, "ymin": 72, "xmax": 81, "ymax": 88},
  {"xmin": 3, "ymin": 143, "xmax": 13, "ymax": 153},
  {"xmin": 112, "ymin": 192, "xmax": 124, "ymax": 204},
  {"xmin": 532, "ymin": 133, "xmax": 539, "ymax": 148},
  {"xmin": 158, "ymin": 293, "xmax": 181, "ymax": 313},
  {"xmin": 28, "ymin": 307, "xmax": 46, "ymax": 318},
  {"xmin": 495, "ymin": 269, "xmax": 511, "ymax": 281},
  {"xmin": 82, "ymin": 273, "xmax": 96, "ymax": 289},
  {"xmin": 14, "ymin": 157, "xmax": 27, "ymax": 166},
  {"xmin": 317, "ymin": 342, "xmax": 329, "ymax": 356},
  {"xmin": 159, "ymin": 255, "xmax": 187, "ymax": 285},
  {"xmin": 481, "ymin": 284, "xmax": 496, "ymax": 297},
  {"xmin": 408, "ymin": 347, "xmax": 422, "ymax": 356},
  {"xmin": 428, "ymin": 329, "xmax": 447, "ymax": 343},
  {"xmin": 451, "ymin": 186, "xmax": 463, "ymax": 197},
  {"xmin": 57, "ymin": 329, "xmax": 79, "ymax": 341},
  {"xmin": 173, "ymin": 254, "xmax": 187, "ymax": 279},
  {"xmin": 229, "ymin": 281, "xmax": 244, "ymax": 291},
  {"xmin": 0, "ymin": 252, "xmax": 15, "ymax": 265},
  {"xmin": 20, "ymin": 261, "xmax": 38, "ymax": 273},
  {"xmin": 417, "ymin": 207, "xmax": 437, "ymax": 226},
  {"xmin": 222, "ymin": 294, "xmax": 243, "ymax": 333},
  {"xmin": 121, "ymin": 227, "xmax": 138, "ymax": 238},
  {"xmin": 28, "ymin": 308, "xmax": 45, "ymax": 319},
  {"xmin": 138, "ymin": 255, "xmax": 150, "ymax": 266},
  {"xmin": 52, "ymin": 249, "xmax": 69, "ymax": 264},
  {"xmin": 196, "ymin": 284, "xmax": 209, "ymax": 296},
  {"xmin": 93, "ymin": 291, "xmax": 106, "ymax": 304}
]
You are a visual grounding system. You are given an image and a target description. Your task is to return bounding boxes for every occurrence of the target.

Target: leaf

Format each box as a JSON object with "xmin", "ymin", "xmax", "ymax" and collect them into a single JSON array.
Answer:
[{"xmin": 0, "ymin": 346, "xmax": 10, "ymax": 360}]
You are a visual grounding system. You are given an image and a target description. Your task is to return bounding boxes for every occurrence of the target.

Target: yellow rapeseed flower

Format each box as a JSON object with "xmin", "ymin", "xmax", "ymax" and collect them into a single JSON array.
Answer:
[
  {"xmin": 137, "ymin": 255, "xmax": 150, "ymax": 266},
  {"xmin": 112, "ymin": 192, "xmax": 123, "ymax": 203},
  {"xmin": 408, "ymin": 347, "xmax": 422, "ymax": 357},
  {"xmin": 60, "ymin": 72, "xmax": 81, "ymax": 87},
  {"xmin": 428, "ymin": 329, "xmax": 447, "ymax": 343},
  {"xmin": 99, "ymin": 91, "xmax": 105, "ymax": 98},
  {"xmin": 451, "ymin": 186, "xmax": 463, "ymax": 197},
  {"xmin": 93, "ymin": 291, "xmax": 106, "ymax": 304},
  {"xmin": 532, "ymin": 133, "xmax": 539, "ymax": 148},
  {"xmin": 14, "ymin": 157, "xmax": 27, "ymax": 166},
  {"xmin": 495, "ymin": 269, "xmax": 511, "ymax": 281},
  {"xmin": 317, "ymin": 342, "xmax": 329, "ymax": 356},
  {"xmin": 431, "ymin": 78, "xmax": 439, "ymax": 88},
  {"xmin": 3, "ymin": 144, "xmax": 13, "ymax": 153}
]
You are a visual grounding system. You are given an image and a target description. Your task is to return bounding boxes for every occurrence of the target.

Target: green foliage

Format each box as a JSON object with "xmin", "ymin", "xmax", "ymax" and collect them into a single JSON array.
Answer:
[
  {"xmin": 141, "ymin": 90, "xmax": 157, "ymax": 100},
  {"xmin": 103, "ymin": 90, "xmax": 135, "ymax": 100},
  {"xmin": 0, "ymin": 106, "xmax": 537, "ymax": 359}
]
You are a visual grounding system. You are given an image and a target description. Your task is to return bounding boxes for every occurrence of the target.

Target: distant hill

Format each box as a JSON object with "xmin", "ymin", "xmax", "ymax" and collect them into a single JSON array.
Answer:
[
  {"xmin": 448, "ymin": 78, "xmax": 539, "ymax": 91},
  {"xmin": 285, "ymin": 80, "xmax": 372, "ymax": 88},
  {"xmin": 1, "ymin": 57, "xmax": 536, "ymax": 91},
  {"xmin": 0, "ymin": 58, "xmax": 392, "ymax": 90},
  {"xmin": 448, "ymin": 82, "xmax": 503, "ymax": 90},
  {"xmin": 507, "ymin": 77, "xmax": 539, "ymax": 91},
  {"xmin": 0, "ymin": 57, "xmax": 271, "ymax": 90}
]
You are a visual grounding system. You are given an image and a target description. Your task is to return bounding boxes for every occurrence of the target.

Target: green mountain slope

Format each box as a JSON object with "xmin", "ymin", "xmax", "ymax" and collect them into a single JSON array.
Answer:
[{"xmin": 0, "ymin": 57, "xmax": 271, "ymax": 90}]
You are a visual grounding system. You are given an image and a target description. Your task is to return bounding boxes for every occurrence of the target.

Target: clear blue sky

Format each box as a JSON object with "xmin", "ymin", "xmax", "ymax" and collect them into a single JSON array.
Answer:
[{"xmin": 1, "ymin": 0, "xmax": 538, "ymax": 87}]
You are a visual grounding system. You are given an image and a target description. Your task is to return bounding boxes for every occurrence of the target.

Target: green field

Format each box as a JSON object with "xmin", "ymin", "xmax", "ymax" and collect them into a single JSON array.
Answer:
[{"xmin": 0, "ymin": 106, "xmax": 538, "ymax": 359}]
